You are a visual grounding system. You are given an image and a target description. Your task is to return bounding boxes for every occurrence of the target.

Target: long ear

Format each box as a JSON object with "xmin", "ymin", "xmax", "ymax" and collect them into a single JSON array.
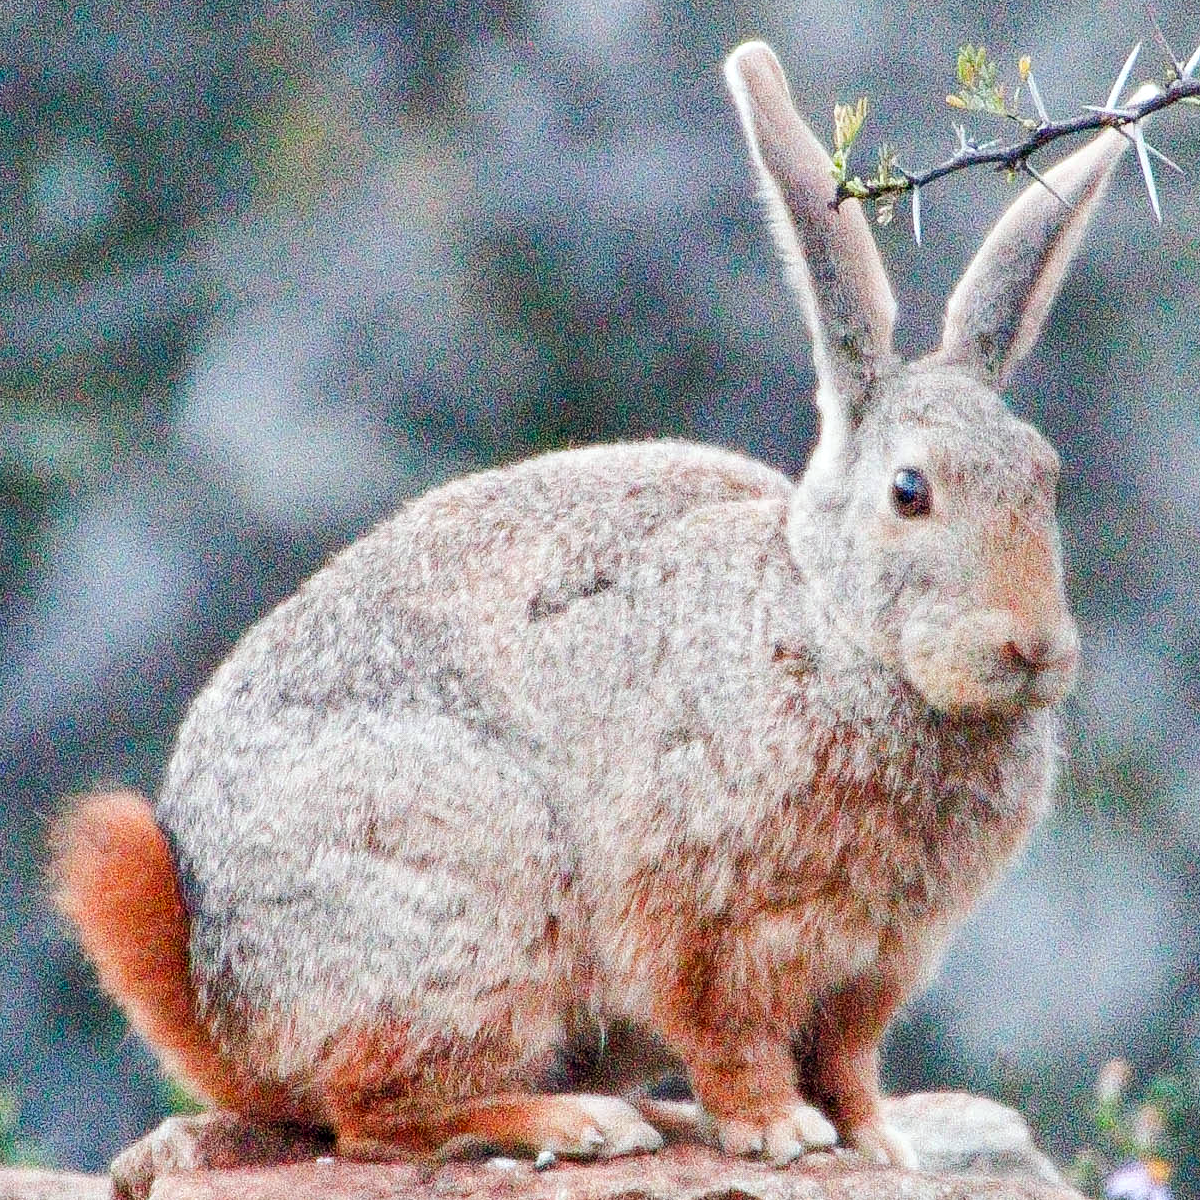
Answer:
[
  {"xmin": 724, "ymin": 41, "xmax": 896, "ymax": 425},
  {"xmin": 938, "ymin": 96, "xmax": 1152, "ymax": 387}
]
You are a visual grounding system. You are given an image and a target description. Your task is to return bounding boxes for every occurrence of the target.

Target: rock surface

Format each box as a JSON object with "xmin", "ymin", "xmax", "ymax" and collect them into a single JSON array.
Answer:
[
  {"xmin": 0, "ymin": 1168, "xmax": 110, "ymax": 1200},
  {"xmin": 3, "ymin": 1093, "xmax": 1085, "ymax": 1200},
  {"xmin": 886, "ymin": 1093, "xmax": 1064, "ymax": 1183}
]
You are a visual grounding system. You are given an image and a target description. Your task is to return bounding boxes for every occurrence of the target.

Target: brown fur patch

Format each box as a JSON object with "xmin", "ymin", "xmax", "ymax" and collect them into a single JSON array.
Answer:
[
  {"xmin": 616, "ymin": 886, "xmax": 800, "ymax": 1127},
  {"xmin": 320, "ymin": 1015, "xmax": 556, "ymax": 1146},
  {"xmin": 321, "ymin": 1019, "xmax": 653, "ymax": 1158},
  {"xmin": 801, "ymin": 941, "xmax": 924, "ymax": 1138}
]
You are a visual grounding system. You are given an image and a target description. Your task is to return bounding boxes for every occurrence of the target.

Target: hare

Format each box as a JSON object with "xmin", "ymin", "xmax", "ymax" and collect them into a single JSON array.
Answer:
[{"xmin": 55, "ymin": 41, "xmax": 1135, "ymax": 1170}]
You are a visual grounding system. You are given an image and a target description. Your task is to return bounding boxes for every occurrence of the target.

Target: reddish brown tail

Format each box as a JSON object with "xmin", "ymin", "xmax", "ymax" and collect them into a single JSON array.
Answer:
[{"xmin": 49, "ymin": 790, "xmax": 308, "ymax": 1121}]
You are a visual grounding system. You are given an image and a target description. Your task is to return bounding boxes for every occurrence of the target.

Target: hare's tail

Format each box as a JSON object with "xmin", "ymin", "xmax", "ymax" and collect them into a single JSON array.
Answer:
[{"xmin": 50, "ymin": 790, "xmax": 310, "ymax": 1122}]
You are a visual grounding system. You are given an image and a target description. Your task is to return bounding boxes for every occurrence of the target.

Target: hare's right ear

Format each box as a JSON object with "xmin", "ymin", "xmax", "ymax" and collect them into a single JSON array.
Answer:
[{"xmin": 724, "ymin": 41, "xmax": 897, "ymax": 436}]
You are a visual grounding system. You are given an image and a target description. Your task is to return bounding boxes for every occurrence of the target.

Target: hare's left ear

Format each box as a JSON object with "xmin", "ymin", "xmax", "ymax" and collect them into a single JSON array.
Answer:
[{"xmin": 938, "ymin": 98, "xmax": 1153, "ymax": 388}]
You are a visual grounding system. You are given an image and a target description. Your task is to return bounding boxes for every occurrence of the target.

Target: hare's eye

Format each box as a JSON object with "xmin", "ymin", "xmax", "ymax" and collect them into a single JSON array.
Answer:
[{"xmin": 891, "ymin": 468, "xmax": 931, "ymax": 518}]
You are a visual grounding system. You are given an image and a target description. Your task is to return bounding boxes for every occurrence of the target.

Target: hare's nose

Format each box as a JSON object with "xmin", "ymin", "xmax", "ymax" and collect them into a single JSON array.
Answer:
[
  {"xmin": 1001, "ymin": 626, "xmax": 1080, "ymax": 701},
  {"xmin": 1003, "ymin": 630, "xmax": 1078, "ymax": 671},
  {"xmin": 1000, "ymin": 636, "xmax": 1057, "ymax": 672}
]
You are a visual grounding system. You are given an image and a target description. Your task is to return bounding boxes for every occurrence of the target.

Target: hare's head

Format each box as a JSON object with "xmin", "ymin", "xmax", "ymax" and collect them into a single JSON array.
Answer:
[{"xmin": 724, "ymin": 42, "xmax": 1133, "ymax": 718}]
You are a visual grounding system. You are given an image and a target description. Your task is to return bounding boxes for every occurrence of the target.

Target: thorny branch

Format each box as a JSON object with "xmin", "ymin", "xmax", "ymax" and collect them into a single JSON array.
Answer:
[
  {"xmin": 835, "ymin": 79, "xmax": 1200, "ymax": 203},
  {"xmin": 831, "ymin": 38, "xmax": 1200, "ymax": 240}
]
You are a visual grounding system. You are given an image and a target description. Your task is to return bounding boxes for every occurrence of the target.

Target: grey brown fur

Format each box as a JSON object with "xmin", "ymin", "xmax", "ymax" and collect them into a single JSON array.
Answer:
[{"xmin": 64, "ymin": 40, "xmax": 1139, "ymax": 1171}]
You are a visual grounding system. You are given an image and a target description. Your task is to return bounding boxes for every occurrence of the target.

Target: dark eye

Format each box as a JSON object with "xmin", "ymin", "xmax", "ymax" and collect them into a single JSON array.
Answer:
[{"xmin": 890, "ymin": 468, "xmax": 931, "ymax": 518}]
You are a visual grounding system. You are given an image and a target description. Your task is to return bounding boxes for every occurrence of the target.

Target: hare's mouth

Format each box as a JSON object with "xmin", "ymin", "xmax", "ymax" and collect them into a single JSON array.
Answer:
[
  {"xmin": 990, "ymin": 633, "xmax": 1080, "ymax": 710},
  {"xmin": 900, "ymin": 614, "xmax": 1079, "ymax": 716},
  {"xmin": 1011, "ymin": 651, "xmax": 1079, "ymax": 709}
]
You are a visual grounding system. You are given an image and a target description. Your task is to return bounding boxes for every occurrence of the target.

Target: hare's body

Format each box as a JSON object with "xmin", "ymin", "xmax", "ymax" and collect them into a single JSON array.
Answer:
[
  {"xmin": 55, "ymin": 40, "xmax": 1142, "ymax": 1171},
  {"xmin": 159, "ymin": 436, "xmax": 1054, "ymax": 1090}
]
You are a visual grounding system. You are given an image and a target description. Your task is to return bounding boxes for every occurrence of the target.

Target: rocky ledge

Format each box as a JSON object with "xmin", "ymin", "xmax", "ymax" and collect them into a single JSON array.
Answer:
[{"xmin": 0, "ymin": 1092, "xmax": 1083, "ymax": 1200}]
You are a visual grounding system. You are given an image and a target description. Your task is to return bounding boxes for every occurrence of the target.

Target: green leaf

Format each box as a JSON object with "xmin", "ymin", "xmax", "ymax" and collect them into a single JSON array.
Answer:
[{"xmin": 833, "ymin": 97, "xmax": 868, "ymax": 154}]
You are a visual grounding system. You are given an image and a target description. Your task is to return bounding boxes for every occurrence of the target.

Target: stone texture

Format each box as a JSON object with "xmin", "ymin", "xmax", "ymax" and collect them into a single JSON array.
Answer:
[
  {"xmin": 9, "ymin": 1093, "xmax": 1085, "ymax": 1200},
  {"xmin": 142, "ymin": 1148, "xmax": 1081, "ymax": 1200},
  {"xmin": 0, "ymin": 1168, "xmax": 110, "ymax": 1200},
  {"xmin": 886, "ymin": 1093, "xmax": 1064, "ymax": 1184}
]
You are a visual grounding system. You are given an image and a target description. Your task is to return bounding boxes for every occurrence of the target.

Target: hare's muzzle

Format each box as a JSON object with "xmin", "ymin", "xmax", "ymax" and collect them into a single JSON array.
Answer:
[{"xmin": 899, "ymin": 607, "xmax": 1080, "ymax": 717}]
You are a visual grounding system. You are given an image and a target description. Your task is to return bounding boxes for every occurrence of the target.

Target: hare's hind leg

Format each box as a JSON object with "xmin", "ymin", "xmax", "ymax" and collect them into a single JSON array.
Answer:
[
  {"xmin": 334, "ymin": 1093, "xmax": 663, "ymax": 1161},
  {"xmin": 625, "ymin": 1095, "xmax": 707, "ymax": 1144},
  {"xmin": 320, "ymin": 1020, "xmax": 663, "ymax": 1162}
]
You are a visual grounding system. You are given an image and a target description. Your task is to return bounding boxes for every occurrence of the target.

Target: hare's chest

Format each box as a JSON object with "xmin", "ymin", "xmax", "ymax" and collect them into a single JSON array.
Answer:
[
  {"xmin": 735, "ymin": 832, "xmax": 956, "ymax": 1005},
  {"xmin": 789, "ymin": 721, "xmax": 1047, "ymax": 934}
]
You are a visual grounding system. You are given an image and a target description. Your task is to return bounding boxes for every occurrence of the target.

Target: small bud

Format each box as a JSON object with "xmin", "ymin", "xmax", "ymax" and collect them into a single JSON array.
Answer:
[
  {"xmin": 1132, "ymin": 1103, "xmax": 1167, "ymax": 1152},
  {"xmin": 1097, "ymin": 1060, "xmax": 1132, "ymax": 1104},
  {"xmin": 1018, "ymin": 55, "xmax": 1032, "ymax": 81},
  {"xmin": 833, "ymin": 97, "xmax": 869, "ymax": 153},
  {"xmin": 1145, "ymin": 1159, "xmax": 1172, "ymax": 1186}
]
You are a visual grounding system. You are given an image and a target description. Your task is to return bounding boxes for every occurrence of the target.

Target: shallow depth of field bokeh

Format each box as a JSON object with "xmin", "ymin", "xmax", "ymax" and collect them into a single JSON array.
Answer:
[{"xmin": 2, "ymin": 0, "xmax": 1197, "ymax": 1189}]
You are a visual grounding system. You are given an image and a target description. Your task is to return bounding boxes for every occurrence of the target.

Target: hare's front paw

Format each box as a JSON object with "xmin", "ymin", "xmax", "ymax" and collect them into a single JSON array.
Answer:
[
  {"xmin": 714, "ymin": 1102, "xmax": 838, "ymax": 1165},
  {"xmin": 845, "ymin": 1119, "xmax": 917, "ymax": 1169}
]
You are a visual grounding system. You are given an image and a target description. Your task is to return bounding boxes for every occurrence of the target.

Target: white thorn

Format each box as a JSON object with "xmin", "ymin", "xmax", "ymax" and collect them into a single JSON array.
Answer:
[
  {"xmin": 1113, "ymin": 126, "xmax": 1185, "ymax": 175},
  {"xmin": 1082, "ymin": 104, "xmax": 1137, "ymax": 119},
  {"xmin": 1183, "ymin": 42, "xmax": 1200, "ymax": 80},
  {"xmin": 1146, "ymin": 7, "xmax": 1183, "ymax": 78},
  {"xmin": 1024, "ymin": 162, "xmax": 1070, "ymax": 209},
  {"xmin": 1146, "ymin": 142, "xmax": 1185, "ymax": 175},
  {"xmin": 911, "ymin": 184, "xmax": 922, "ymax": 246},
  {"xmin": 1105, "ymin": 42, "xmax": 1142, "ymax": 112},
  {"xmin": 1130, "ymin": 122, "xmax": 1162, "ymax": 223},
  {"xmin": 1027, "ymin": 73, "xmax": 1051, "ymax": 124}
]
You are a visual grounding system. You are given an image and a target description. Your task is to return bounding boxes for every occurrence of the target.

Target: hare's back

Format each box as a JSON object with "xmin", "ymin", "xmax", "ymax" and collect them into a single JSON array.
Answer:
[
  {"xmin": 161, "ymin": 438, "xmax": 793, "ymax": 841},
  {"xmin": 154, "ymin": 440, "xmax": 792, "ymax": 1057},
  {"xmin": 332, "ymin": 439, "xmax": 793, "ymax": 606}
]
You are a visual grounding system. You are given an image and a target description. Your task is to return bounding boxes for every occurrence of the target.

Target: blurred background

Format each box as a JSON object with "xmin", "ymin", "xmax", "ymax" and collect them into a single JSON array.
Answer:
[{"xmin": 2, "ymin": 0, "xmax": 1197, "ymax": 1188}]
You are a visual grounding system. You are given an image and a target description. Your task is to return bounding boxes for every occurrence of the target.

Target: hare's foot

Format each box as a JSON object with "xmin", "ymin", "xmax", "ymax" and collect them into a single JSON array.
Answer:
[
  {"xmin": 843, "ymin": 1118, "xmax": 917, "ymax": 1168},
  {"xmin": 655, "ymin": 1016, "xmax": 834, "ymax": 1165},
  {"xmin": 110, "ymin": 1111, "xmax": 331, "ymax": 1200},
  {"xmin": 335, "ymin": 1092, "xmax": 664, "ymax": 1162},
  {"xmin": 630, "ymin": 1091, "xmax": 836, "ymax": 1163},
  {"xmin": 713, "ymin": 1102, "xmax": 838, "ymax": 1166}
]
